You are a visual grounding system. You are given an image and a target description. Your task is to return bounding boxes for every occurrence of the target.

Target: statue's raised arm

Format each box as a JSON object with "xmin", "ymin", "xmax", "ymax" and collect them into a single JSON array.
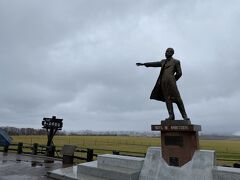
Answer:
[
  {"xmin": 136, "ymin": 61, "xmax": 162, "ymax": 67},
  {"xmin": 136, "ymin": 63, "xmax": 144, "ymax": 66}
]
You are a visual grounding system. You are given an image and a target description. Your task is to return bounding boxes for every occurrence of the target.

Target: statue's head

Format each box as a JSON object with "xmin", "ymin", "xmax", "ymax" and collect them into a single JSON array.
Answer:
[{"xmin": 165, "ymin": 48, "xmax": 174, "ymax": 58}]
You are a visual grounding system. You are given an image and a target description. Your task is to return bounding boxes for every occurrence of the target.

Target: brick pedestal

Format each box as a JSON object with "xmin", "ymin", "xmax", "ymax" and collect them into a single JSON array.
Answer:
[{"xmin": 152, "ymin": 120, "xmax": 201, "ymax": 167}]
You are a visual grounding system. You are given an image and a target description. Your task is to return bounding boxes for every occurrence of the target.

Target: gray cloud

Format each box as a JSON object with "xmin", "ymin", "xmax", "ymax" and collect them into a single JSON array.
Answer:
[{"xmin": 0, "ymin": 0, "xmax": 240, "ymax": 134}]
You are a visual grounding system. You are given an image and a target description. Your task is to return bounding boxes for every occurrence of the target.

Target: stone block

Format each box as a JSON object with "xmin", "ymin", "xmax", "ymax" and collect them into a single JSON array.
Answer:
[
  {"xmin": 62, "ymin": 145, "xmax": 76, "ymax": 156},
  {"xmin": 97, "ymin": 154, "xmax": 144, "ymax": 170},
  {"xmin": 48, "ymin": 165, "xmax": 106, "ymax": 180},
  {"xmin": 213, "ymin": 166, "xmax": 240, "ymax": 180},
  {"xmin": 78, "ymin": 161, "xmax": 140, "ymax": 180}
]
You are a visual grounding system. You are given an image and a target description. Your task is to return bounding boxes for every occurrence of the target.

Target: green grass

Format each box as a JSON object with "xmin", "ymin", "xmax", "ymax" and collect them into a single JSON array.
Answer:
[{"xmin": 10, "ymin": 135, "xmax": 240, "ymax": 165}]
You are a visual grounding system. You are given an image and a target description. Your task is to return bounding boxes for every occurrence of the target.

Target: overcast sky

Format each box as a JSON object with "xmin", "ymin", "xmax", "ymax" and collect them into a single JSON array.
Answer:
[{"xmin": 0, "ymin": 0, "xmax": 240, "ymax": 135}]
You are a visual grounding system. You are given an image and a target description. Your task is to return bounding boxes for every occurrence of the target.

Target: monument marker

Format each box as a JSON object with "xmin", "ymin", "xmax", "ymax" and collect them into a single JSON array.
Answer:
[
  {"xmin": 48, "ymin": 48, "xmax": 240, "ymax": 180},
  {"xmin": 137, "ymin": 48, "xmax": 201, "ymax": 166}
]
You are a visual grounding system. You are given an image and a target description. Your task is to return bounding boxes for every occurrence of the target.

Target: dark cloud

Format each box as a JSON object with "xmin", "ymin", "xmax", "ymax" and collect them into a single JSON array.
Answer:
[{"xmin": 0, "ymin": 0, "xmax": 240, "ymax": 134}]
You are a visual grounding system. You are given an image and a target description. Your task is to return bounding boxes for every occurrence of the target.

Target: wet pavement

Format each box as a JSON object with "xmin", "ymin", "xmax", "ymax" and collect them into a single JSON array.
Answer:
[{"xmin": 0, "ymin": 152, "xmax": 64, "ymax": 180}]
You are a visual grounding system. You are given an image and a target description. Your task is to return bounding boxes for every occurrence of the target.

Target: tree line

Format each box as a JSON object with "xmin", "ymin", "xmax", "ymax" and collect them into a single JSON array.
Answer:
[{"xmin": 0, "ymin": 126, "xmax": 66, "ymax": 135}]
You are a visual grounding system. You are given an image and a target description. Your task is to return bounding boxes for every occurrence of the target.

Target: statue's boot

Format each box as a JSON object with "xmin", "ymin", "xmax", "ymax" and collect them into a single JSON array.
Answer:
[
  {"xmin": 165, "ymin": 100, "xmax": 175, "ymax": 120},
  {"xmin": 176, "ymin": 99, "xmax": 190, "ymax": 120}
]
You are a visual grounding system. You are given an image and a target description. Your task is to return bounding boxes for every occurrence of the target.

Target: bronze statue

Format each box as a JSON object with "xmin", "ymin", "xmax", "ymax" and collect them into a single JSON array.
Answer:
[{"xmin": 136, "ymin": 48, "xmax": 190, "ymax": 121}]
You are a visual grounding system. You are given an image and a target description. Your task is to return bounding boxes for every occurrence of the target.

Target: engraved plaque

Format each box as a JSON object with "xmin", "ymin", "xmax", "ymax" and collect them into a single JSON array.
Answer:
[
  {"xmin": 169, "ymin": 157, "xmax": 179, "ymax": 166},
  {"xmin": 165, "ymin": 136, "xmax": 183, "ymax": 146}
]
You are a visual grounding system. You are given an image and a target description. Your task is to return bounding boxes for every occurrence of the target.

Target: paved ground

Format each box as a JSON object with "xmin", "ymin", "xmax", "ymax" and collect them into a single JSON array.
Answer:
[{"xmin": 0, "ymin": 152, "xmax": 65, "ymax": 180}]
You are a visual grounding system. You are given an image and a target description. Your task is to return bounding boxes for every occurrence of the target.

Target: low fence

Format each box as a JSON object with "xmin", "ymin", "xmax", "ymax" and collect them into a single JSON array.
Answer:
[
  {"xmin": 0, "ymin": 142, "xmax": 146, "ymax": 163},
  {"xmin": 0, "ymin": 142, "xmax": 239, "ymax": 166}
]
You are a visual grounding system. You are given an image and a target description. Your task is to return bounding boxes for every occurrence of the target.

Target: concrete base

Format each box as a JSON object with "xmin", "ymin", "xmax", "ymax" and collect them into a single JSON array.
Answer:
[
  {"xmin": 213, "ymin": 166, "xmax": 240, "ymax": 180},
  {"xmin": 48, "ymin": 165, "xmax": 106, "ymax": 180},
  {"xmin": 78, "ymin": 161, "xmax": 140, "ymax": 180},
  {"xmin": 139, "ymin": 147, "xmax": 215, "ymax": 180},
  {"xmin": 78, "ymin": 154, "xmax": 144, "ymax": 180},
  {"xmin": 48, "ymin": 154, "xmax": 144, "ymax": 180},
  {"xmin": 48, "ymin": 147, "xmax": 240, "ymax": 180},
  {"xmin": 97, "ymin": 154, "xmax": 144, "ymax": 170}
]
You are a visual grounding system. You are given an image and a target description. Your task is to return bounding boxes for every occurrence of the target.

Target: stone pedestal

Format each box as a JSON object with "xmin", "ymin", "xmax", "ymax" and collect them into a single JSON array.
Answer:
[
  {"xmin": 152, "ymin": 120, "xmax": 201, "ymax": 167},
  {"xmin": 139, "ymin": 147, "xmax": 215, "ymax": 180}
]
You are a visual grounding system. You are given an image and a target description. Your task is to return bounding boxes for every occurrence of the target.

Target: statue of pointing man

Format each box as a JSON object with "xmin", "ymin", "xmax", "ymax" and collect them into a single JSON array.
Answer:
[{"xmin": 136, "ymin": 48, "xmax": 190, "ymax": 121}]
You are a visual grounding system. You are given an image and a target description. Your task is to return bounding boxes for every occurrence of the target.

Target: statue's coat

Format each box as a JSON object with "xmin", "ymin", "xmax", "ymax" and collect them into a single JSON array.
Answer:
[{"xmin": 144, "ymin": 58, "xmax": 182, "ymax": 103}]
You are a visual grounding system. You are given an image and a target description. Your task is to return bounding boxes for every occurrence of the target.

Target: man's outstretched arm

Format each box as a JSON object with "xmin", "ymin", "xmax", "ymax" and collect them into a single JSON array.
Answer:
[{"xmin": 136, "ymin": 61, "xmax": 162, "ymax": 67}]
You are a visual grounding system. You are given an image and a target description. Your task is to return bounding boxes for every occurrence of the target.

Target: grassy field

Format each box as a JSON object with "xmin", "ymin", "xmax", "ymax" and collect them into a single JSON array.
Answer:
[{"xmin": 10, "ymin": 135, "xmax": 240, "ymax": 165}]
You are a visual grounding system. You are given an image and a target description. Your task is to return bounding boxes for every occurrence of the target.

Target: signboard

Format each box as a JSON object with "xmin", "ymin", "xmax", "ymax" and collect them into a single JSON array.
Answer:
[{"xmin": 151, "ymin": 125, "xmax": 201, "ymax": 132}]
